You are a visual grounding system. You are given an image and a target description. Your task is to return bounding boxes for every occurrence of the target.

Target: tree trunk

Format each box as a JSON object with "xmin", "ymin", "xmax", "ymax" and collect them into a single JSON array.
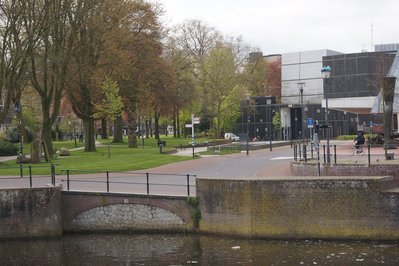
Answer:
[
  {"xmin": 176, "ymin": 107, "xmax": 181, "ymax": 138},
  {"xmin": 128, "ymin": 112, "xmax": 138, "ymax": 148},
  {"xmin": 31, "ymin": 128, "xmax": 41, "ymax": 163},
  {"xmin": 113, "ymin": 116, "xmax": 123, "ymax": 143},
  {"xmin": 83, "ymin": 117, "xmax": 96, "ymax": 152},
  {"xmin": 42, "ymin": 116, "xmax": 54, "ymax": 159},
  {"xmin": 173, "ymin": 108, "xmax": 177, "ymax": 138},
  {"xmin": 101, "ymin": 118, "xmax": 107, "ymax": 139},
  {"xmin": 154, "ymin": 112, "xmax": 160, "ymax": 140}
]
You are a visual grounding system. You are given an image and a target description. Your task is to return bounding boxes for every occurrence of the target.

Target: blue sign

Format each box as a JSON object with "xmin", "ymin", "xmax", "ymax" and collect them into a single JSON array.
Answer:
[{"xmin": 307, "ymin": 118, "xmax": 314, "ymax": 128}]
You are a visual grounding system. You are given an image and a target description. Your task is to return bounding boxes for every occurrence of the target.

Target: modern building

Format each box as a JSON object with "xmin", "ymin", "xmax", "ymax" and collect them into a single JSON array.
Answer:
[{"xmin": 239, "ymin": 48, "xmax": 399, "ymax": 141}]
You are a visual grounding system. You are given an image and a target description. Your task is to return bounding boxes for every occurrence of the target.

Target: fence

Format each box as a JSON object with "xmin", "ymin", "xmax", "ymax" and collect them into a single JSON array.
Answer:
[
  {"xmin": 60, "ymin": 170, "xmax": 196, "ymax": 196},
  {"xmin": 293, "ymin": 142, "xmax": 398, "ymax": 166},
  {"xmin": 0, "ymin": 164, "xmax": 196, "ymax": 196}
]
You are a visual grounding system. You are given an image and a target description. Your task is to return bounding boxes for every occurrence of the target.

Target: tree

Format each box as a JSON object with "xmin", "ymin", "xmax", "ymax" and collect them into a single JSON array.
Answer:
[
  {"xmin": 28, "ymin": 0, "xmax": 77, "ymax": 160},
  {"xmin": 93, "ymin": 77, "xmax": 124, "ymax": 157}
]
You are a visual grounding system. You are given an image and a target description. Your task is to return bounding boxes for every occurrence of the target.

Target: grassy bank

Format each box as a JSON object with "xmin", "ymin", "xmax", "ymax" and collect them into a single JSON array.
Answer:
[{"xmin": 0, "ymin": 136, "xmax": 219, "ymax": 176}]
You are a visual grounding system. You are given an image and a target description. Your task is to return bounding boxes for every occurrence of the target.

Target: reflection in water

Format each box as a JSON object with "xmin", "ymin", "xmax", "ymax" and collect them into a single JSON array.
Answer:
[{"xmin": 0, "ymin": 233, "xmax": 398, "ymax": 265}]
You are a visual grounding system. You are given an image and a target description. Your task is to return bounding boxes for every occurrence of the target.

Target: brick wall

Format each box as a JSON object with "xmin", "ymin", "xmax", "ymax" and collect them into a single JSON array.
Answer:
[
  {"xmin": 197, "ymin": 176, "xmax": 399, "ymax": 240},
  {"xmin": 0, "ymin": 186, "xmax": 62, "ymax": 238}
]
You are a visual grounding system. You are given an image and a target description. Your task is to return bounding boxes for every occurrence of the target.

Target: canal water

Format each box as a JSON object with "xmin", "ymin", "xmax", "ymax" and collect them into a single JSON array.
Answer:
[{"xmin": 0, "ymin": 233, "xmax": 398, "ymax": 265}]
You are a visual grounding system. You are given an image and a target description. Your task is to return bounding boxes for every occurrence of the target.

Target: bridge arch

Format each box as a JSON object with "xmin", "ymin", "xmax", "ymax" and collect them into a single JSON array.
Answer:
[{"xmin": 62, "ymin": 191, "xmax": 194, "ymax": 232}]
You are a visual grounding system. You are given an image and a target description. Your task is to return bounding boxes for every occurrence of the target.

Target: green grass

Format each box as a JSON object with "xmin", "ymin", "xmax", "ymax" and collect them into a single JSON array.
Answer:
[{"xmin": 0, "ymin": 136, "xmax": 222, "ymax": 176}]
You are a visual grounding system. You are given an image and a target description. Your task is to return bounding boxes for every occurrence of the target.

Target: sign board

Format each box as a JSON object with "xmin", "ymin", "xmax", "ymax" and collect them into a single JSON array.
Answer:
[
  {"xmin": 192, "ymin": 117, "xmax": 201, "ymax": 124},
  {"xmin": 185, "ymin": 124, "xmax": 192, "ymax": 128},
  {"xmin": 307, "ymin": 118, "xmax": 314, "ymax": 128}
]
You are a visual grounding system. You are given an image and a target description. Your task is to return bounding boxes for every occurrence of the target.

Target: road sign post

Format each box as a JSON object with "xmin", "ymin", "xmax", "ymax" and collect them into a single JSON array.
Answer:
[{"xmin": 191, "ymin": 115, "xmax": 201, "ymax": 158}]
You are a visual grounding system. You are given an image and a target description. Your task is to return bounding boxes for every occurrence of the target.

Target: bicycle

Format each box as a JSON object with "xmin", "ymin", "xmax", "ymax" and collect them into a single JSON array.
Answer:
[{"xmin": 350, "ymin": 144, "xmax": 365, "ymax": 156}]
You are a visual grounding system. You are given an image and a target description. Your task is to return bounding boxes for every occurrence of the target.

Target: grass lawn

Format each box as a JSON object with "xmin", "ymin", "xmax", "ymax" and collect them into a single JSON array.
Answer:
[{"xmin": 0, "ymin": 136, "xmax": 221, "ymax": 176}]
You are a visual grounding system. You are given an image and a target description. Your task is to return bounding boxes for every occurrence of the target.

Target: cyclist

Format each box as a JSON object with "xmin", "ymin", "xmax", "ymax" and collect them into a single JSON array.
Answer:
[{"xmin": 354, "ymin": 132, "xmax": 365, "ymax": 152}]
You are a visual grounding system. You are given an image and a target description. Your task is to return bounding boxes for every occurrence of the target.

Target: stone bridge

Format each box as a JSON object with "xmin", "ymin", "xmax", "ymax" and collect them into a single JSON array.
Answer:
[{"xmin": 61, "ymin": 191, "xmax": 195, "ymax": 233}]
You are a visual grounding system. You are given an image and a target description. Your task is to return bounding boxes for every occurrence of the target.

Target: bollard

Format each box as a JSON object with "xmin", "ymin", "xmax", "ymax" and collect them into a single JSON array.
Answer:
[
  {"xmin": 294, "ymin": 145, "xmax": 297, "ymax": 161},
  {"xmin": 299, "ymin": 144, "xmax": 302, "ymax": 160},
  {"xmin": 146, "ymin": 173, "xmax": 150, "ymax": 195},
  {"xmin": 66, "ymin": 169, "xmax": 70, "ymax": 191},
  {"xmin": 29, "ymin": 166, "xmax": 32, "ymax": 188},
  {"xmin": 368, "ymin": 144, "xmax": 371, "ymax": 166},
  {"xmin": 51, "ymin": 164, "xmax": 56, "ymax": 185},
  {"xmin": 334, "ymin": 145, "xmax": 337, "ymax": 164},
  {"xmin": 106, "ymin": 171, "xmax": 110, "ymax": 192},
  {"xmin": 187, "ymin": 174, "xmax": 190, "ymax": 196}
]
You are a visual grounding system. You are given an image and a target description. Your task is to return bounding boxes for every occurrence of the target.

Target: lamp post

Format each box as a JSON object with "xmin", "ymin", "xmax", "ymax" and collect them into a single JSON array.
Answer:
[
  {"xmin": 321, "ymin": 66, "xmax": 331, "ymax": 163},
  {"xmin": 266, "ymin": 98, "xmax": 272, "ymax": 151},
  {"xmin": 297, "ymin": 82, "xmax": 305, "ymax": 144},
  {"xmin": 246, "ymin": 95, "xmax": 250, "ymax": 155},
  {"xmin": 14, "ymin": 102, "xmax": 23, "ymax": 178}
]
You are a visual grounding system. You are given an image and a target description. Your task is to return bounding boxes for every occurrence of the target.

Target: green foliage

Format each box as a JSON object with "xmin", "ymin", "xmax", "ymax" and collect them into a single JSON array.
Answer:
[
  {"xmin": 187, "ymin": 197, "xmax": 201, "ymax": 228},
  {"xmin": 273, "ymin": 111, "xmax": 281, "ymax": 133},
  {"xmin": 187, "ymin": 196, "xmax": 200, "ymax": 208},
  {"xmin": 94, "ymin": 78, "xmax": 124, "ymax": 121},
  {"xmin": 0, "ymin": 142, "xmax": 18, "ymax": 156}
]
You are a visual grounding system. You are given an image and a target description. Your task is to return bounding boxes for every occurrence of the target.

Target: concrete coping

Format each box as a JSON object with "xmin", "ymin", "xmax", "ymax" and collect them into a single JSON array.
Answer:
[{"xmin": 197, "ymin": 176, "xmax": 393, "ymax": 181}]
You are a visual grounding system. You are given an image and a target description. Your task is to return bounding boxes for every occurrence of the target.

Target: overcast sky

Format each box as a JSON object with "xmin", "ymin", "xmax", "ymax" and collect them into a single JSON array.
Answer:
[{"xmin": 157, "ymin": 0, "xmax": 399, "ymax": 55}]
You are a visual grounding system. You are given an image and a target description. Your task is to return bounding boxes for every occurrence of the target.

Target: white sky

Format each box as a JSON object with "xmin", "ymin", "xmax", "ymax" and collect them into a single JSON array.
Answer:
[{"xmin": 157, "ymin": 0, "xmax": 399, "ymax": 55}]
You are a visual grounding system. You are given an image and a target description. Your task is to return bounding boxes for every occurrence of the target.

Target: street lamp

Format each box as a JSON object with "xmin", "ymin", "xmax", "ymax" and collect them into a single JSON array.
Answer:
[
  {"xmin": 297, "ymin": 82, "xmax": 305, "ymax": 144},
  {"xmin": 246, "ymin": 95, "xmax": 251, "ymax": 155},
  {"xmin": 14, "ymin": 102, "xmax": 23, "ymax": 178},
  {"xmin": 266, "ymin": 98, "xmax": 272, "ymax": 151},
  {"xmin": 321, "ymin": 65, "xmax": 331, "ymax": 163}
]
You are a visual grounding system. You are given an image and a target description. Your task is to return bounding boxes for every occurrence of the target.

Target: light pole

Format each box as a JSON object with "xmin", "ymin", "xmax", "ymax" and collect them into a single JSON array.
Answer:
[
  {"xmin": 297, "ymin": 82, "xmax": 305, "ymax": 144},
  {"xmin": 246, "ymin": 95, "xmax": 250, "ymax": 155},
  {"xmin": 266, "ymin": 98, "xmax": 272, "ymax": 151},
  {"xmin": 321, "ymin": 65, "xmax": 331, "ymax": 163},
  {"xmin": 14, "ymin": 102, "xmax": 23, "ymax": 178}
]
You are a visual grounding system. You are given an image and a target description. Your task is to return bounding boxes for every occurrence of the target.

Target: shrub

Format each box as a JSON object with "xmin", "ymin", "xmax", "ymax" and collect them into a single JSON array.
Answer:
[{"xmin": 0, "ymin": 141, "xmax": 18, "ymax": 156}]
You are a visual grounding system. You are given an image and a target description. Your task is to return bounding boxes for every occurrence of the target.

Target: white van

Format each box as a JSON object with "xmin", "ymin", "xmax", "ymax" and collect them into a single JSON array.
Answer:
[{"xmin": 224, "ymin": 132, "xmax": 240, "ymax": 141}]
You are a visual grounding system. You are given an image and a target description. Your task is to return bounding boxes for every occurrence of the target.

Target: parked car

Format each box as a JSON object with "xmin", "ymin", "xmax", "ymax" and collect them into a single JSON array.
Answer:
[{"xmin": 224, "ymin": 132, "xmax": 240, "ymax": 141}]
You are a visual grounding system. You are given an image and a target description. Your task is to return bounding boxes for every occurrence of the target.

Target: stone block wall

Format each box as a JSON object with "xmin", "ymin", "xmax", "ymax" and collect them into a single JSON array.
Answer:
[
  {"xmin": 197, "ymin": 176, "xmax": 399, "ymax": 240},
  {"xmin": 62, "ymin": 192, "xmax": 194, "ymax": 232},
  {"xmin": 0, "ymin": 186, "xmax": 62, "ymax": 238}
]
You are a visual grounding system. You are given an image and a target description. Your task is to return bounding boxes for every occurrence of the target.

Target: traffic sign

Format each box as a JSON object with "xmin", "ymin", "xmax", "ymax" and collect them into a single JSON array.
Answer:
[
  {"xmin": 185, "ymin": 124, "xmax": 192, "ymax": 128},
  {"xmin": 307, "ymin": 118, "xmax": 314, "ymax": 128}
]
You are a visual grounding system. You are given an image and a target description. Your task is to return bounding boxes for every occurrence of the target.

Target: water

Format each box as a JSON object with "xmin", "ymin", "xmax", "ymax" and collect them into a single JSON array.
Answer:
[{"xmin": 0, "ymin": 233, "xmax": 398, "ymax": 265}]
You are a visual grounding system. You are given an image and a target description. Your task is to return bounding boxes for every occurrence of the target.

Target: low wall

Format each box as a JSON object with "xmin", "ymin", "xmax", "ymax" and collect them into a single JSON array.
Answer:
[
  {"xmin": 291, "ymin": 161, "xmax": 399, "ymax": 179},
  {"xmin": 0, "ymin": 186, "xmax": 62, "ymax": 239},
  {"xmin": 197, "ymin": 176, "xmax": 399, "ymax": 240}
]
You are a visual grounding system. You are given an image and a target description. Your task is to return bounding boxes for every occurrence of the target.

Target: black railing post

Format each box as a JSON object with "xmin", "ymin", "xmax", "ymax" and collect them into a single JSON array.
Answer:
[
  {"xmin": 146, "ymin": 173, "xmax": 150, "ymax": 195},
  {"xmin": 66, "ymin": 170, "xmax": 70, "ymax": 191},
  {"xmin": 323, "ymin": 145, "xmax": 326, "ymax": 164},
  {"xmin": 29, "ymin": 166, "xmax": 32, "ymax": 188},
  {"xmin": 368, "ymin": 143, "xmax": 371, "ymax": 166},
  {"xmin": 106, "ymin": 171, "xmax": 110, "ymax": 192},
  {"xmin": 334, "ymin": 145, "xmax": 337, "ymax": 164},
  {"xmin": 294, "ymin": 145, "xmax": 297, "ymax": 161},
  {"xmin": 304, "ymin": 145, "xmax": 307, "ymax": 163},
  {"xmin": 51, "ymin": 164, "xmax": 55, "ymax": 185},
  {"xmin": 187, "ymin": 174, "xmax": 190, "ymax": 196}
]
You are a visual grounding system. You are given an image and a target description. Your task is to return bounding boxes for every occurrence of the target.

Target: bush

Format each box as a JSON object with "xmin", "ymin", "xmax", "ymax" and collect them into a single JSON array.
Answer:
[{"xmin": 0, "ymin": 141, "xmax": 18, "ymax": 156}]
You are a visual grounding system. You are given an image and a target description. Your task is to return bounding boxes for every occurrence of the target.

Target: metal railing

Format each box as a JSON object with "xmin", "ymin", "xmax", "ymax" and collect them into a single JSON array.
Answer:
[
  {"xmin": 293, "ymin": 143, "xmax": 398, "ymax": 166},
  {"xmin": 0, "ymin": 164, "xmax": 58, "ymax": 188},
  {"xmin": 60, "ymin": 169, "xmax": 197, "ymax": 196}
]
